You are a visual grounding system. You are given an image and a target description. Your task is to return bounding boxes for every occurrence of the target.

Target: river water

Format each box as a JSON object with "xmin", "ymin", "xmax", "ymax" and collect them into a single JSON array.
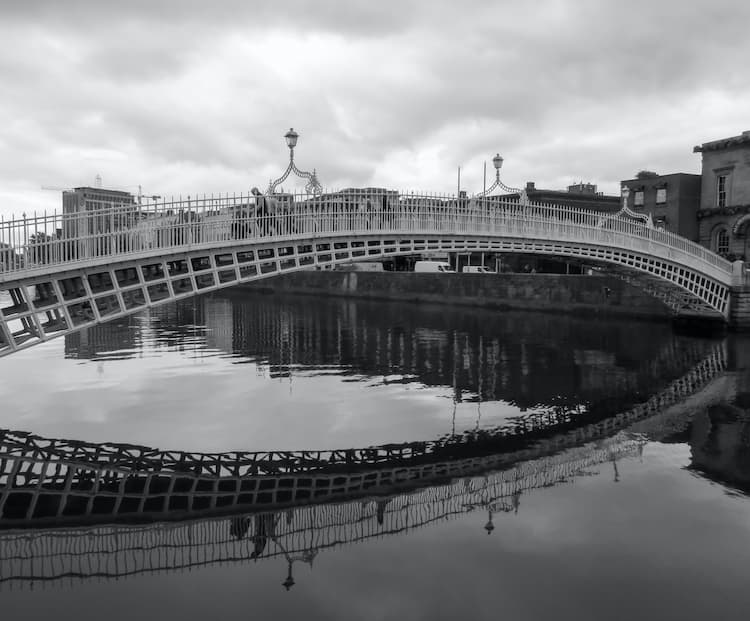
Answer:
[{"xmin": 1, "ymin": 290, "xmax": 749, "ymax": 620}]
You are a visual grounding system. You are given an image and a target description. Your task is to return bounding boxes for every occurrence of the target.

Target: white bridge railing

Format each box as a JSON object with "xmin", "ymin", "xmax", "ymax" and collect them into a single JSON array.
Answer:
[{"xmin": 0, "ymin": 189, "xmax": 734, "ymax": 284}]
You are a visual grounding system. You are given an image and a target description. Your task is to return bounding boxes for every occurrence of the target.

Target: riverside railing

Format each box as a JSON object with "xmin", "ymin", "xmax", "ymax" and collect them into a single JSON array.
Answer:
[{"xmin": 0, "ymin": 189, "xmax": 734, "ymax": 282}]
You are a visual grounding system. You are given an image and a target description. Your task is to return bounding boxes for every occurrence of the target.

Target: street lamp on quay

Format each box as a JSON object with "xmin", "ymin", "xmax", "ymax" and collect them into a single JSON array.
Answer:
[{"xmin": 266, "ymin": 127, "xmax": 323, "ymax": 196}]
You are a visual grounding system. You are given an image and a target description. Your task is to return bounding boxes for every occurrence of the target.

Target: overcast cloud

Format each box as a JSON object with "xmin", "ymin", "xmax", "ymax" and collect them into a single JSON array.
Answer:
[{"xmin": 1, "ymin": 0, "xmax": 749, "ymax": 218}]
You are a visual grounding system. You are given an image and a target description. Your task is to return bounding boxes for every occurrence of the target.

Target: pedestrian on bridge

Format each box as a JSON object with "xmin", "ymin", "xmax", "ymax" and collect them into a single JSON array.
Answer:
[{"xmin": 252, "ymin": 187, "xmax": 280, "ymax": 236}]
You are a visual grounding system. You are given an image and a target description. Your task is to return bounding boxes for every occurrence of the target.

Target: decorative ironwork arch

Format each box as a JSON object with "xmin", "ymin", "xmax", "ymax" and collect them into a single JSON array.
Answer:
[
  {"xmin": 475, "ymin": 153, "xmax": 529, "ymax": 205},
  {"xmin": 267, "ymin": 128, "xmax": 322, "ymax": 196},
  {"xmin": 596, "ymin": 204, "xmax": 654, "ymax": 229}
]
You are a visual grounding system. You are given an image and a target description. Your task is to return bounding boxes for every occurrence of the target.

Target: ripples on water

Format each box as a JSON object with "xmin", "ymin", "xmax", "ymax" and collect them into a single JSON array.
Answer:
[{"xmin": 1, "ymin": 290, "xmax": 750, "ymax": 620}]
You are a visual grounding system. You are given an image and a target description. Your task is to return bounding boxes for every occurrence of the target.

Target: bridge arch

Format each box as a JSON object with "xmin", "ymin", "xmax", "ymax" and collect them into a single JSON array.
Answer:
[{"xmin": 0, "ymin": 191, "xmax": 736, "ymax": 356}]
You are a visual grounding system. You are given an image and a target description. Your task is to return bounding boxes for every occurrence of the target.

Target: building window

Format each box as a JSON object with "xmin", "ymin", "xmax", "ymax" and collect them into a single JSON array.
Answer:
[
  {"xmin": 656, "ymin": 188, "xmax": 666, "ymax": 204},
  {"xmin": 716, "ymin": 228, "xmax": 730, "ymax": 255},
  {"xmin": 634, "ymin": 190, "xmax": 644, "ymax": 206},
  {"xmin": 717, "ymin": 175, "xmax": 727, "ymax": 208}
]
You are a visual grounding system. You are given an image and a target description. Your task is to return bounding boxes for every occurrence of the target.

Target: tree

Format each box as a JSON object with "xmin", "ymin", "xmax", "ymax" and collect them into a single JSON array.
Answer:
[
  {"xmin": 635, "ymin": 170, "xmax": 659, "ymax": 179},
  {"xmin": 27, "ymin": 231, "xmax": 54, "ymax": 265},
  {"xmin": 0, "ymin": 242, "xmax": 21, "ymax": 270}
]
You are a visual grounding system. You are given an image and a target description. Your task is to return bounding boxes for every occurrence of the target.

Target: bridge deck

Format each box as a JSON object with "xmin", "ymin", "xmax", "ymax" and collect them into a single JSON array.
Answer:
[{"xmin": 0, "ymin": 192, "xmax": 738, "ymax": 355}]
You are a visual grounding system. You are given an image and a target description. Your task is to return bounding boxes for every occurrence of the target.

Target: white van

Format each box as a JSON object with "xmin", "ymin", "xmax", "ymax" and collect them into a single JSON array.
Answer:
[
  {"xmin": 414, "ymin": 260, "xmax": 455, "ymax": 273},
  {"xmin": 461, "ymin": 265, "xmax": 493, "ymax": 274}
]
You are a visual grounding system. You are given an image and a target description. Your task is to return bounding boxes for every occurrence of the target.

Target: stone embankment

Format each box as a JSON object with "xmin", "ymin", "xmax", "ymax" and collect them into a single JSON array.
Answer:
[
  {"xmin": 730, "ymin": 285, "xmax": 750, "ymax": 330},
  {"xmin": 241, "ymin": 271, "xmax": 673, "ymax": 322}
]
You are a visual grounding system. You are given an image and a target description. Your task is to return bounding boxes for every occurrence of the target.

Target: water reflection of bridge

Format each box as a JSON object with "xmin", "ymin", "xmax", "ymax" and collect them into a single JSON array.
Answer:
[
  {"xmin": 65, "ymin": 293, "xmax": 721, "ymax": 411},
  {"xmin": 0, "ymin": 342, "xmax": 728, "ymax": 588},
  {"xmin": 0, "ymin": 434, "xmax": 644, "ymax": 590}
]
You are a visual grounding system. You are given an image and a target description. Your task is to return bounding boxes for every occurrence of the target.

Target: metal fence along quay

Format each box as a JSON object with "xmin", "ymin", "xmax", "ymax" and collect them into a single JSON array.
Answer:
[{"xmin": 0, "ymin": 189, "xmax": 740, "ymax": 356}]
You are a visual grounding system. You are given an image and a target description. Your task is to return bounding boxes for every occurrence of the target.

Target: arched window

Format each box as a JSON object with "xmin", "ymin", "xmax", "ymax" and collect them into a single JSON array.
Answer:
[{"xmin": 715, "ymin": 228, "xmax": 730, "ymax": 256}]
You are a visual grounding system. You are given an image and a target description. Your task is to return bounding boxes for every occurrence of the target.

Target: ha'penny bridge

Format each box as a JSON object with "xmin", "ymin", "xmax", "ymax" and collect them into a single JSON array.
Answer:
[
  {"xmin": 0, "ymin": 343, "xmax": 727, "ymax": 588},
  {"xmin": 1, "ymin": 175, "xmax": 745, "ymax": 357}
]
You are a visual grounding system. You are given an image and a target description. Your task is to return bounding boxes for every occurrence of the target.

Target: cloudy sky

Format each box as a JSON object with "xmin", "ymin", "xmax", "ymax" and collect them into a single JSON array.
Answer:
[{"xmin": 1, "ymin": 0, "xmax": 748, "ymax": 219}]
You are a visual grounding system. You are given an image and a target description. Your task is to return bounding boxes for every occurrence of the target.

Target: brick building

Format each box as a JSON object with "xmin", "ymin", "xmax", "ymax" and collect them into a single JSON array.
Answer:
[{"xmin": 620, "ymin": 173, "xmax": 701, "ymax": 240}]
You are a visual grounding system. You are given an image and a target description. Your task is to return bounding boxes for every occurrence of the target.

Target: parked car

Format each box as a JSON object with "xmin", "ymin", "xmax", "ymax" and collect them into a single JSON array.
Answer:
[{"xmin": 461, "ymin": 265, "xmax": 493, "ymax": 274}]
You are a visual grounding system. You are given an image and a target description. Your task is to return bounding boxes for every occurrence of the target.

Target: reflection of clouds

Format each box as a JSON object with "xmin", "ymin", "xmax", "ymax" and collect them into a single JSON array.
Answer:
[{"xmin": 0, "ymin": 293, "xmax": 724, "ymax": 455}]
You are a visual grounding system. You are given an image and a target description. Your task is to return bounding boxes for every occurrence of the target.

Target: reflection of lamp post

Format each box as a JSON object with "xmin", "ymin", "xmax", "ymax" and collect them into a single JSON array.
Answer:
[
  {"xmin": 272, "ymin": 536, "xmax": 317, "ymax": 591},
  {"xmin": 464, "ymin": 484, "xmax": 521, "ymax": 534},
  {"xmin": 282, "ymin": 561, "xmax": 296, "ymax": 591},
  {"xmin": 267, "ymin": 127, "xmax": 323, "ymax": 195},
  {"xmin": 484, "ymin": 510, "xmax": 495, "ymax": 534}
]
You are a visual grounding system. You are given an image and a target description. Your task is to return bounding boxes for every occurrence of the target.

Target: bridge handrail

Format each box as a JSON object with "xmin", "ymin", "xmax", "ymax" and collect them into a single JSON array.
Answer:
[{"xmin": 0, "ymin": 190, "xmax": 733, "ymax": 280}]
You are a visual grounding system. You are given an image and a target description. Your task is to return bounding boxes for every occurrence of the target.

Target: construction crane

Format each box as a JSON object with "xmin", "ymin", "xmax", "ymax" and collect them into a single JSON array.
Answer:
[
  {"xmin": 40, "ymin": 185, "xmax": 74, "ymax": 192},
  {"xmin": 41, "ymin": 174, "xmax": 102, "ymax": 192},
  {"xmin": 41, "ymin": 181, "xmax": 161, "ymax": 205},
  {"xmin": 135, "ymin": 185, "xmax": 162, "ymax": 206}
]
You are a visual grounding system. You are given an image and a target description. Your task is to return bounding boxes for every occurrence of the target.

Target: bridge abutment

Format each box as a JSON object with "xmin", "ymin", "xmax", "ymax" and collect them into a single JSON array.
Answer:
[{"xmin": 729, "ymin": 285, "xmax": 750, "ymax": 330}]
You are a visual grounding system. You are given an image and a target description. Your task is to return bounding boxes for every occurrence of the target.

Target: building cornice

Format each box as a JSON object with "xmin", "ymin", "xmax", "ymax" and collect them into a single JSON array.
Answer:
[
  {"xmin": 697, "ymin": 204, "xmax": 750, "ymax": 219},
  {"xmin": 693, "ymin": 131, "xmax": 750, "ymax": 153}
]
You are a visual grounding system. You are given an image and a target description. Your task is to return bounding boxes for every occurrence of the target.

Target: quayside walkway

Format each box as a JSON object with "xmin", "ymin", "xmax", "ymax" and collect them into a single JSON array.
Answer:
[
  {"xmin": 0, "ymin": 341, "xmax": 728, "ymax": 589},
  {"xmin": 0, "ymin": 189, "xmax": 741, "ymax": 357}
]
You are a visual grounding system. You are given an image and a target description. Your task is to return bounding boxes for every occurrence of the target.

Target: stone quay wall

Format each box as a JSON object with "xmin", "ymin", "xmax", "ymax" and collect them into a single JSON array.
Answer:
[
  {"xmin": 240, "ymin": 272, "xmax": 673, "ymax": 321},
  {"xmin": 730, "ymin": 285, "xmax": 750, "ymax": 330}
]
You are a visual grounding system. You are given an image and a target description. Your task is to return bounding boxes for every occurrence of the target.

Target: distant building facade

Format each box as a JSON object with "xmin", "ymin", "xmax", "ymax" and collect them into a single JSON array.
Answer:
[
  {"xmin": 694, "ymin": 130, "xmax": 750, "ymax": 260},
  {"xmin": 499, "ymin": 181, "xmax": 621, "ymax": 212},
  {"xmin": 62, "ymin": 187, "xmax": 137, "ymax": 258},
  {"xmin": 620, "ymin": 173, "xmax": 701, "ymax": 240}
]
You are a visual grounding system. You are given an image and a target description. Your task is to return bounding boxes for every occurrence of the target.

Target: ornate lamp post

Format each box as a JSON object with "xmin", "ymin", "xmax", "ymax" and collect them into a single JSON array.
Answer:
[
  {"xmin": 616, "ymin": 184, "xmax": 653, "ymax": 227},
  {"xmin": 493, "ymin": 153, "xmax": 504, "ymax": 176},
  {"xmin": 285, "ymin": 127, "xmax": 298, "ymax": 151},
  {"xmin": 476, "ymin": 153, "xmax": 527, "ymax": 204},
  {"xmin": 267, "ymin": 127, "xmax": 323, "ymax": 195}
]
